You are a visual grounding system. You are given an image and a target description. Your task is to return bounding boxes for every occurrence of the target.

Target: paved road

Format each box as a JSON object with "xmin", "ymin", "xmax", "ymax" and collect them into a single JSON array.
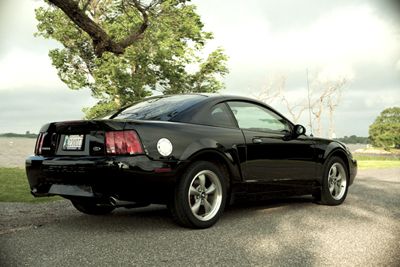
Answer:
[{"xmin": 1, "ymin": 168, "xmax": 399, "ymax": 266}]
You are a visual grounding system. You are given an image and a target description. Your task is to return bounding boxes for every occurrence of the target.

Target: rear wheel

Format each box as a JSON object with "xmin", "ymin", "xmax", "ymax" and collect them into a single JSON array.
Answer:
[
  {"xmin": 71, "ymin": 199, "xmax": 115, "ymax": 215},
  {"xmin": 169, "ymin": 161, "xmax": 228, "ymax": 228},
  {"xmin": 316, "ymin": 156, "xmax": 349, "ymax": 205}
]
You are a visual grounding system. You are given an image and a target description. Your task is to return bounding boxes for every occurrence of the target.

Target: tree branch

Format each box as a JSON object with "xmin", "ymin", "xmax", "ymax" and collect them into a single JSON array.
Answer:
[
  {"xmin": 47, "ymin": 0, "xmax": 165, "ymax": 57},
  {"xmin": 82, "ymin": 0, "xmax": 92, "ymax": 11},
  {"xmin": 119, "ymin": 0, "xmax": 149, "ymax": 48},
  {"xmin": 48, "ymin": 0, "xmax": 124, "ymax": 56}
]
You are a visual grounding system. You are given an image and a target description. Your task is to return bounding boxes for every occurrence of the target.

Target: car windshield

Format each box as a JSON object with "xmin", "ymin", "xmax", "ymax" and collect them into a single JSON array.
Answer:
[{"xmin": 112, "ymin": 95, "xmax": 206, "ymax": 121}]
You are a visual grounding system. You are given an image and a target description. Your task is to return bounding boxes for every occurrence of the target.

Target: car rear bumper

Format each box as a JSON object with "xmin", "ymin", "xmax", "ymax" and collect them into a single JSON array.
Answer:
[{"xmin": 26, "ymin": 155, "xmax": 182, "ymax": 204}]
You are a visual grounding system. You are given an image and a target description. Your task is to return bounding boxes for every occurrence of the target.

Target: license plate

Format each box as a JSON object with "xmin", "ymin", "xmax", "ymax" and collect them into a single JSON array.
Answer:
[{"xmin": 63, "ymin": 135, "xmax": 84, "ymax": 151}]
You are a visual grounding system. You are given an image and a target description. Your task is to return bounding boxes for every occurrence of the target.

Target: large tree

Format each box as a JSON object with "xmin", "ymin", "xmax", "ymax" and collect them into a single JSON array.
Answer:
[
  {"xmin": 369, "ymin": 107, "xmax": 400, "ymax": 149},
  {"xmin": 35, "ymin": 0, "xmax": 228, "ymax": 118}
]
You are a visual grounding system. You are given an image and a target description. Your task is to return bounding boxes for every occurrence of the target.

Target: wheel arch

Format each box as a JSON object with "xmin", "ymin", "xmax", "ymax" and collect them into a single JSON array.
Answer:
[
  {"xmin": 323, "ymin": 148, "xmax": 351, "ymax": 179},
  {"xmin": 185, "ymin": 149, "xmax": 243, "ymax": 185}
]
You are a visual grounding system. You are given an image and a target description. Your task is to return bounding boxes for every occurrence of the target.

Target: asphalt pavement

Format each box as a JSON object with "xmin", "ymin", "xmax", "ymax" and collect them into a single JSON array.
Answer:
[{"xmin": 1, "ymin": 168, "xmax": 399, "ymax": 266}]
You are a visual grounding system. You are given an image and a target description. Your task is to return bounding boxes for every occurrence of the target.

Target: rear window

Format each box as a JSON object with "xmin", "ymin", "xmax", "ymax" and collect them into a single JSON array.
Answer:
[{"xmin": 112, "ymin": 95, "xmax": 206, "ymax": 121}]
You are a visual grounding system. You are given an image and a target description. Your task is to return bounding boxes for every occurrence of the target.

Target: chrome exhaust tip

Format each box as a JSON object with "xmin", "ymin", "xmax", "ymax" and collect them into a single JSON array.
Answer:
[
  {"xmin": 109, "ymin": 196, "xmax": 137, "ymax": 207},
  {"xmin": 109, "ymin": 196, "xmax": 150, "ymax": 209}
]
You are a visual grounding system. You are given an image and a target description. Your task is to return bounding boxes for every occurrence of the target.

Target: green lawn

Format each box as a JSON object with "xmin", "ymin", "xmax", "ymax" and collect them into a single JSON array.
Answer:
[
  {"xmin": 0, "ymin": 167, "xmax": 60, "ymax": 203},
  {"xmin": 354, "ymin": 155, "xmax": 399, "ymax": 161},
  {"xmin": 357, "ymin": 160, "xmax": 400, "ymax": 169},
  {"xmin": 354, "ymin": 153, "xmax": 400, "ymax": 169}
]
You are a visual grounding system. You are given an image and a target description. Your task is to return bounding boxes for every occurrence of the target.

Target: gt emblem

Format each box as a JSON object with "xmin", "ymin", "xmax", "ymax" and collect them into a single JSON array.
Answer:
[{"xmin": 93, "ymin": 146, "xmax": 102, "ymax": 152}]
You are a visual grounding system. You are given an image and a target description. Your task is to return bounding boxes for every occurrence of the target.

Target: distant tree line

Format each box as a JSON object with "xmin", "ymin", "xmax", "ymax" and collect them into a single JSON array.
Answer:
[
  {"xmin": 334, "ymin": 135, "xmax": 369, "ymax": 144},
  {"xmin": 0, "ymin": 133, "xmax": 38, "ymax": 139}
]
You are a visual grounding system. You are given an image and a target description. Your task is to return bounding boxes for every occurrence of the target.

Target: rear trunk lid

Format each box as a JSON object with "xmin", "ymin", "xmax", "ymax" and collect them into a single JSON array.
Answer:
[{"xmin": 36, "ymin": 120, "xmax": 126, "ymax": 156}]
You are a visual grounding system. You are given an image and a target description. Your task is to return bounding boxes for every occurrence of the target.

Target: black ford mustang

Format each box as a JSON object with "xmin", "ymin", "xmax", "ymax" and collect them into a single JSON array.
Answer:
[{"xmin": 26, "ymin": 94, "xmax": 357, "ymax": 228}]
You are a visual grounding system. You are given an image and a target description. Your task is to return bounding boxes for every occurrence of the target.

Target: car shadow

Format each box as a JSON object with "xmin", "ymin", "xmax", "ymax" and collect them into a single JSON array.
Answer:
[{"xmin": 56, "ymin": 195, "xmax": 316, "ymax": 233}]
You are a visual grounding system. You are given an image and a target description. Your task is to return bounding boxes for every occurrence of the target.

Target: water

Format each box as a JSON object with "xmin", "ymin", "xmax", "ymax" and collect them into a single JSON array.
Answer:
[{"xmin": 0, "ymin": 137, "xmax": 36, "ymax": 167}]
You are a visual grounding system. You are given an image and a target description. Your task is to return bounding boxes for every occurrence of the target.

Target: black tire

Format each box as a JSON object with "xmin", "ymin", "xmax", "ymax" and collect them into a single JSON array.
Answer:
[
  {"xmin": 71, "ymin": 199, "xmax": 115, "ymax": 215},
  {"xmin": 317, "ymin": 156, "xmax": 349, "ymax": 205},
  {"xmin": 169, "ymin": 161, "xmax": 228, "ymax": 229}
]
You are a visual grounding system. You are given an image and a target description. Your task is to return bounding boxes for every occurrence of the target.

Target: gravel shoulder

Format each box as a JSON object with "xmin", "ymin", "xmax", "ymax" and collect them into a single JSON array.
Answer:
[{"xmin": 1, "ymin": 168, "xmax": 399, "ymax": 266}]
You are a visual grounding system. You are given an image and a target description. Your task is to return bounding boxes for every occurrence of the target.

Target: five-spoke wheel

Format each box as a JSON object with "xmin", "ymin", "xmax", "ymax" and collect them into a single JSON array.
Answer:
[
  {"xmin": 316, "ymin": 156, "xmax": 349, "ymax": 205},
  {"xmin": 188, "ymin": 170, "xmax": 223, "ymax": 221},
  {"xmin": 327, "ymin": 163, "xmax": 347, "ymax": 200},
  {"xmin": 169, "ymin": 161, "xmax": 227, "ymax": 228}
]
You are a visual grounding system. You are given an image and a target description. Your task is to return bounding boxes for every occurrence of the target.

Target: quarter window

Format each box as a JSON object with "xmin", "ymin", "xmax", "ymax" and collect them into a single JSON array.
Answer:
[
  {"xmin": 207, "ymin": 103, "xmax": 236, "ymax": 128},
  {"xmin": 227, "ymin": 101, "xmax": 290, "ymax": 132}
]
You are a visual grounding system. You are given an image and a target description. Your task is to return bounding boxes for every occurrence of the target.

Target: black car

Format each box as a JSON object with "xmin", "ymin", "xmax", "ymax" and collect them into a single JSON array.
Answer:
[{"xmin": 26, "ymin": 94, "xmax": 357, "ymax": 228}]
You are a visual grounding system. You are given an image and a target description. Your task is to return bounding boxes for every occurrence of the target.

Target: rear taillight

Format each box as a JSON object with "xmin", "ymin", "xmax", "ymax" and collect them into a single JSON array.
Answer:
[
  {"xmin": 35, "ymin": 133, "xmax": 46, "ymax": 155},
  {"xmin": 105, "ymin": 130, "xmax": 143, "ymax": 155}
]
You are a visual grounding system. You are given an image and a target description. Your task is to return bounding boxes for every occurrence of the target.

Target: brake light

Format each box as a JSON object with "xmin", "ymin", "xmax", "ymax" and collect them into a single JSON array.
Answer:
[
  {"xmin": 35, "ymin": 133, "xmax": 46, "ymax": 155},
  {"xmin": 105, "ymin": 130, "xmax": 143, "ymax": 155}
]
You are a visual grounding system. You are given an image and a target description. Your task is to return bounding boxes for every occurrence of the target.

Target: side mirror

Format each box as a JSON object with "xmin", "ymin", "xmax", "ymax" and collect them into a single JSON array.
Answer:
[{"xmin": 293, "ymin": 124, "xmax": 306, "ymax": 137}]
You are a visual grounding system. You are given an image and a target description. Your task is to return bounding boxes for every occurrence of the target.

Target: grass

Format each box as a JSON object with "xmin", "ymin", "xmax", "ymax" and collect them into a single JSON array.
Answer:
[
  {"xmin": 354, "ymin": 153, "xmax": 400, "ymax": 169},
  {"xmin": 0, "ymin": 167, "xmax": 61, "ymax": 203},
  {"xmin": 357, "ymin": 160, "xmax": 400, "ymax": 169},
  {"xmin": 354, "ymin": 154, "xmax": 399, "ymax": 161}
]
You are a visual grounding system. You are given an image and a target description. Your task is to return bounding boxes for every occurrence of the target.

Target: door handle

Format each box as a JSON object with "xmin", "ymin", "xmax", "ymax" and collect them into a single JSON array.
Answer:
[{"xmin": 252, "ymin": 138, "xmax": 263, "ymax": 144}]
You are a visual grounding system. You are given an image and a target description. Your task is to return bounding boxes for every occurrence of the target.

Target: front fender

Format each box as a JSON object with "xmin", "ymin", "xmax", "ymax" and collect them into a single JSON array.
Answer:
[{"xmin": 315, "ymin": 140, "xmax": 356, "ymax": 184}]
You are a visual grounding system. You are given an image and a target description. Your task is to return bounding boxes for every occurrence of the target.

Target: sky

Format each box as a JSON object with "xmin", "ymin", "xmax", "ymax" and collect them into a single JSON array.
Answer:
[{"xmin": 0, "ymin": 0, "xmax": 399, "ymax": 137}]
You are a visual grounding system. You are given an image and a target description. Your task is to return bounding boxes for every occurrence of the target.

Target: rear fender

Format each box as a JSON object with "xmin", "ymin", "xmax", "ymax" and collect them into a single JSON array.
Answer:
[{"xmin": 181, "ymin": 142, "xmax": 243, "ymax": 183}]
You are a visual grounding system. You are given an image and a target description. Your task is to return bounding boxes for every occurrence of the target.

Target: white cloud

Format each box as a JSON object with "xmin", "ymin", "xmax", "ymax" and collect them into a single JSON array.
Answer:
[
  {"xmin": 363, "ymin": 89, "xmax": 400, "ymax": 108},
  {"xmin": 273, "ymin": 6, "xmax": 393, "ymax": 63},
  {"xmin": 205, "ymin": 3, "xmax": 399, "ymax": 73},
  {"xmin": 0, "ymin": 49, "xmax": 62, "ymax": 90},
  {"xmin": 396, "ymin": 59, "xmax": 400, "ymax": 71},
  {"xmin": 316, "ymin": 64, "xmax": 355, "ymax": 82},
  {"xmin": 0, "ymin": 0, "xmax": 63, "ymax": 91}
]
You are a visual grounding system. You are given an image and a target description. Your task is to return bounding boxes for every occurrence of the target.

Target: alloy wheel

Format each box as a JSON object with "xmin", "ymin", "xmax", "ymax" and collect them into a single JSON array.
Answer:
[
  {"xmin": 327, "ymin": 163, "xmax": 347, "ymax": 200},
  {"xmin": 187, "ymin": 170, "xmax": 223, "ymax": 221}
]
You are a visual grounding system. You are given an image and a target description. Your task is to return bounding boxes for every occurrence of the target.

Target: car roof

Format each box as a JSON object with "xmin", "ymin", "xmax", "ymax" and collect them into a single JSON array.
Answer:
[
  {"xmin": 163, "ymin": 93, "xmax": 294, "ymax": 126},
  {"xmin": 113, "ymin": 93, "xmax": 293, "ymax": 126},
  {"xmin": 192, "ymin": 93, "xmax": 273, "ymax": 107},
  {"xmin": 182, "ymin": 93, "xmax": 263, "ymax": 103}
]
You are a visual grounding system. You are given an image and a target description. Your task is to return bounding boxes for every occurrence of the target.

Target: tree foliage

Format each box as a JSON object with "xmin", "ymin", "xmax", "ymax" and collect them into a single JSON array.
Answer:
[
  {"xmin": 369, "ymin": 107, "xmax": 400, "ymax": 149},
  {"xmin": 35, "ymin": 0, "xmax": 228, "ymax": 118}
]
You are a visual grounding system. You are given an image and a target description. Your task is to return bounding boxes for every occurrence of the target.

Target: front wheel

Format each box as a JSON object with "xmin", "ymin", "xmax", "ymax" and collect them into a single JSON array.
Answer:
[
  {"xmin": 169, "ymin": 161, "xmax": 228, "ymax": 228},
  {"xmin": 317, "ymin": 156, "xmax": 349, "ymax": 205}
]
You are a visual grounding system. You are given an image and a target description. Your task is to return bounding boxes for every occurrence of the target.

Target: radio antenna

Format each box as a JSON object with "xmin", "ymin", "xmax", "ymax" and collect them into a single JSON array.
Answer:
[{"xmin": 306, "ymin": 69, "xmax": 313, "ymax": 137}]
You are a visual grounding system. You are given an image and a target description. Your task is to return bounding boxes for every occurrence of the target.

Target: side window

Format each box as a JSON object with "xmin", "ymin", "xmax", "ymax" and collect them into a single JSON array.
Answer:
[
  {"xmin": 227, "ymin": 101, "xmax": 290, "ymax": 132},
  {"xmin": 206, "ymin": 103, "xmax": 237, "ymax": 128}
]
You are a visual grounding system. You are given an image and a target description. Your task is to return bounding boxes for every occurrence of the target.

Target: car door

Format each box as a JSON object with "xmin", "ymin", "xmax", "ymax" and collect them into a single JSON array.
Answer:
[{"xmin": 227, "ymin": 101, "xmax": 316, "ymax": 184}]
